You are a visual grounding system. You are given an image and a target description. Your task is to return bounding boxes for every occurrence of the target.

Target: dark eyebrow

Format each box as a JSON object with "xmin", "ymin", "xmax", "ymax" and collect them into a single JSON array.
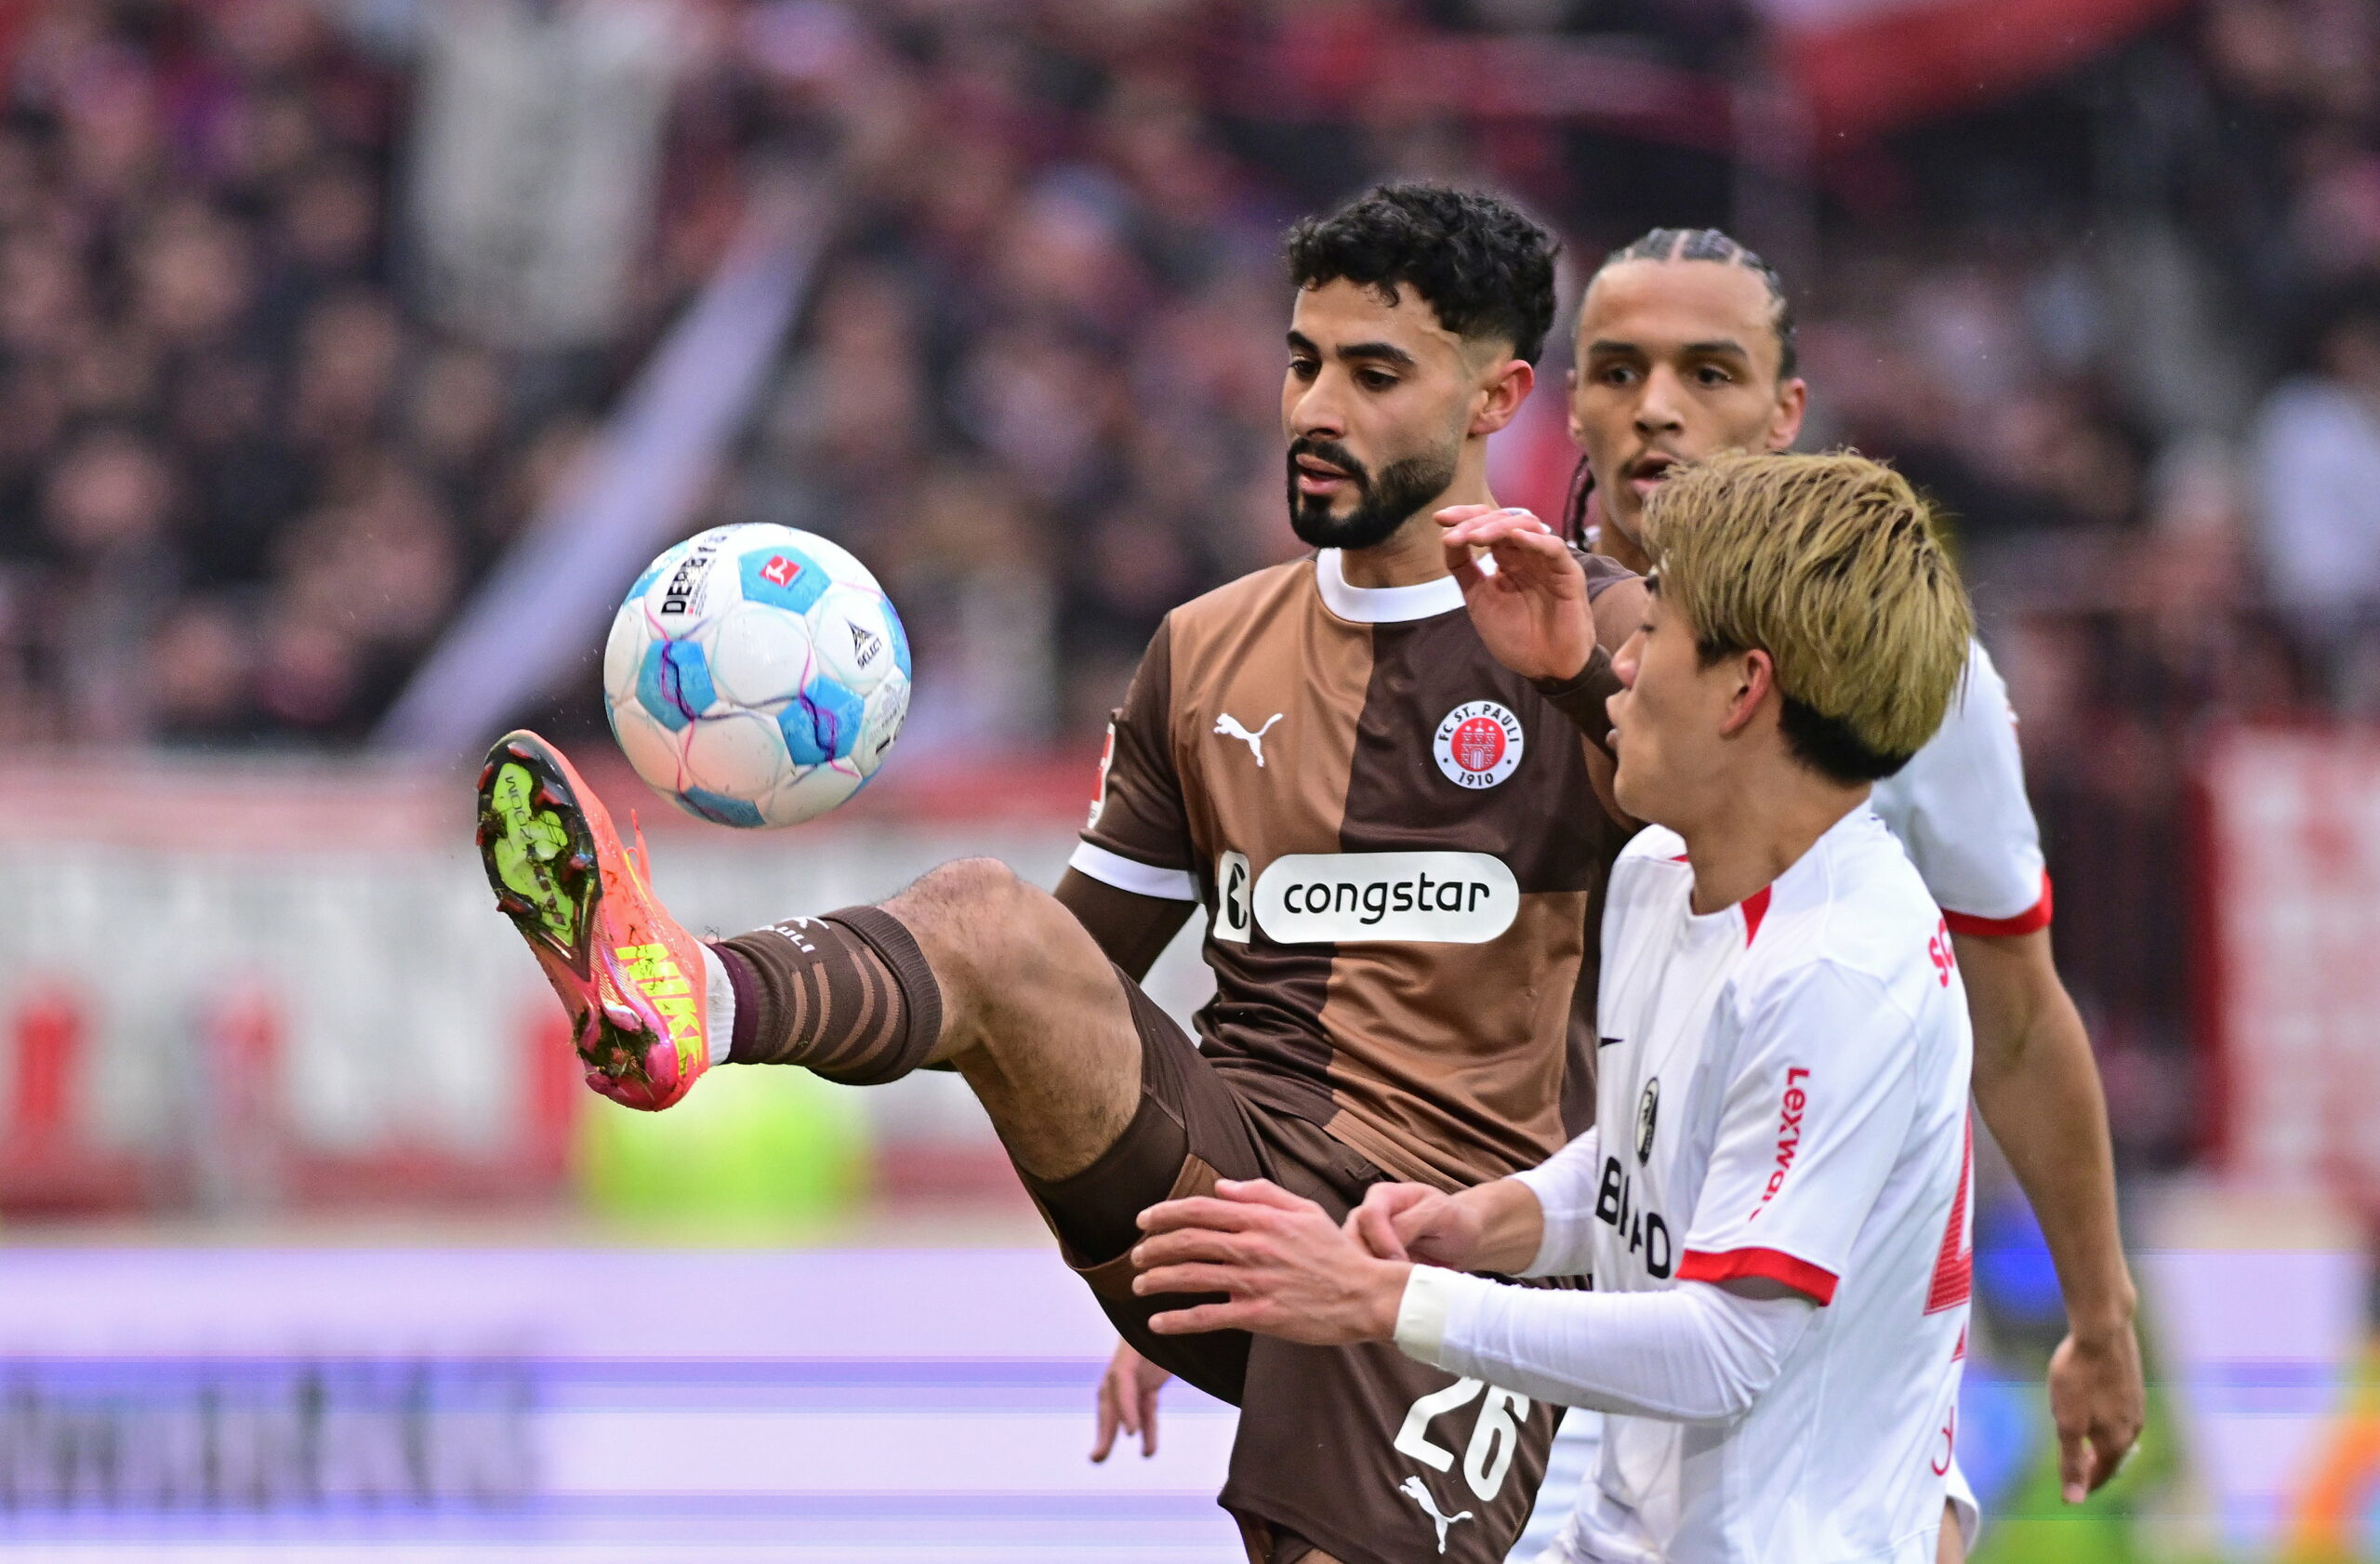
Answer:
[
  {"xmin": 1584, "ymin": 338, "xmax": 1752, "ymax": 363},
  {"xmin": 1287, "ymin": 330, "xmax": 1417, "ymax": 369}
]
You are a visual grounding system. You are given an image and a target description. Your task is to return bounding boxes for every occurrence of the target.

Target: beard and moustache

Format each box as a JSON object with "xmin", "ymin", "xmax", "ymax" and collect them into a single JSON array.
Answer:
[{"xmin": 1285, "ymin": 435, "xmax": 1461, "ymax": 551}]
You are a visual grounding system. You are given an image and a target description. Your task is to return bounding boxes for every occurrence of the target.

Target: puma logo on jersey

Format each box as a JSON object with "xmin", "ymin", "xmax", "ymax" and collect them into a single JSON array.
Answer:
[
  {"xmin": 1398, "ymin": 1476, "xmax": 1474, "ymax": 1554},
  {"xmin": 1213, "ymin": 711, "xmax": 1283, "ymax": 767}
]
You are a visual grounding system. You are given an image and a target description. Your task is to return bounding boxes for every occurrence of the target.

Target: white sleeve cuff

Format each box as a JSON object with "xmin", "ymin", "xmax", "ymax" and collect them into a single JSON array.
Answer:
[
  {"xmin": 1068, "ymin": 842, "xmax": 1199, "ymax": 901},
  {"xmin": 1394, "ymin": 1266, "xmax": 1491, "ymax": 1369}
]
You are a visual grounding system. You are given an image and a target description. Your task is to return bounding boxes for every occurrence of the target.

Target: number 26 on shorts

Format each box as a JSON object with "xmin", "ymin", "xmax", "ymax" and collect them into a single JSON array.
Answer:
[{"xmin": 1395, "ymin": 1376, "xmax": 1530, "ymax": 1501}]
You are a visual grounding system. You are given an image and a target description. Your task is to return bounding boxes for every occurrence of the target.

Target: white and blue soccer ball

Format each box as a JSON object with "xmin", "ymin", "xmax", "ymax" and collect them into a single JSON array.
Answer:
[{"xmin": 603, "ymin": 524, "xmax": 911, "ymax": 828}]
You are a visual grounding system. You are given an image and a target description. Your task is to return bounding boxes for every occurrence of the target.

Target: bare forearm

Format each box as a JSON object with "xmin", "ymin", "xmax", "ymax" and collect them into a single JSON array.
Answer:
[
  {"xmin": 1053, "ymin": 869, "xmax": 1195, "ymax": 982},
  {"xmin": 1453, "ymin": 1178, "xmax": 1547, "ymax": 1276},
  {"xmin": 1958, "ymin": 934, "xmax": 2135, "ymax": 1333}
]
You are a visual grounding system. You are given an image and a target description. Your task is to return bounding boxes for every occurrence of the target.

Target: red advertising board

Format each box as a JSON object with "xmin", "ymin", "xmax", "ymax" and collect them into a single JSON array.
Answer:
[{"xmin": 2197, "ymin": 725, "xmax": 2380, "ymax": 1210}]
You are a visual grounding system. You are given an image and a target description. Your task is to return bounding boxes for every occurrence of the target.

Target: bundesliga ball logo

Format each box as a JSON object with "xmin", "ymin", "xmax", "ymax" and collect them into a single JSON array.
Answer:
[{"xmin": 1434, "ymin": 700, "xmax": 1524, "ymax": 789}]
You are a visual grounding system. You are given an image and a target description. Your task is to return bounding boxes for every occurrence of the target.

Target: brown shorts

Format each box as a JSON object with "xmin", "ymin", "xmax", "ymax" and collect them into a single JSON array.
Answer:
[{"xmin": 1020, "ymin": 971, "xmax": 1570, "ymax": 1564}]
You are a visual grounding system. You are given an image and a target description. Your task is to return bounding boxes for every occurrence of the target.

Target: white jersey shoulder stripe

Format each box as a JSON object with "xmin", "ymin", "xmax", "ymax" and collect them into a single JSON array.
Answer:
[{"xmin": 1068, "ymin": 841, "xmax": 1199, "ymax": 901}]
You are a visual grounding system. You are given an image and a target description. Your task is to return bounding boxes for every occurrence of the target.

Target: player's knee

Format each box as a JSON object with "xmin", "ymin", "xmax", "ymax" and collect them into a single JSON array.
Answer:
[
  {"xmin": 917, "ymin": 855, "xmax": 1027, "ymax": 917},
  {"xmin": 909, "ymin": 856, "xmax": 1078, "ymax": 984}
]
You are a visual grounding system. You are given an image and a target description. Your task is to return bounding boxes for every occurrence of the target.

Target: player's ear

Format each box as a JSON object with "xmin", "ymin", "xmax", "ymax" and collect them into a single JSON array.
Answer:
[
  {"xmin": 1766, "ymin": 378, "xmax": 1808, "ymax": 452},
  {"xmin": 1717, "ymin": 647, "xmax": 1776, "ymax": 738},
  {"xmin": 1565, "ymin": 367, "xmax": 1593, "ymax": 449},
  {"xmin": 1472, "ymin": 357, "xmax": 1534, "ymax": 436}
]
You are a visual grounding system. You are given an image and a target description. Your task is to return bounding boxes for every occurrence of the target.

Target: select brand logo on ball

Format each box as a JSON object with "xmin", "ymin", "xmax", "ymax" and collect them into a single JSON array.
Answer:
[
  {"xmin": 1252, "ymin": 852, "xmax": 1517, "ymax": 945},
  {"xmin": 1434, "ymin": 701, "xmax": 1523, "ymax": 789},
  {"xmin": 1213, "ymin": 850, "xmax": 1252, "ymax": 943}
]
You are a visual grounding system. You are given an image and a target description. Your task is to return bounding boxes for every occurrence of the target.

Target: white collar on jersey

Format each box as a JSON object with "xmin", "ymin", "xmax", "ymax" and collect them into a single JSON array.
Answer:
[{"xmin": 1314, "ymin": 549, "xmax": 1467, "ymax": 624}]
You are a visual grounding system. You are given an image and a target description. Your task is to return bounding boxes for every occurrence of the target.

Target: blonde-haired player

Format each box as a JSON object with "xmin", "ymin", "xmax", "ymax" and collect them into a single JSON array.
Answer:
[{"xmin": 1131, "ymin": 451, "xmax": 1981, "ymax": 1564}]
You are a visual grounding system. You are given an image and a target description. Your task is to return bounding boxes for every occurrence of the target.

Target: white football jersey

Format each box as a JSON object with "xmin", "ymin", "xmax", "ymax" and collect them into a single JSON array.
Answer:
[
  {"xmin": 1539, "ymin": 638, "xmax": 2033, "ymax": 1561},
  {"xmin": 1870, "ymin": 639, "xmax": 2049, "ymax": 934},
  {"xmin": 1561, "ymin": 809, "xmax": 1974, "ymax": 1564}
]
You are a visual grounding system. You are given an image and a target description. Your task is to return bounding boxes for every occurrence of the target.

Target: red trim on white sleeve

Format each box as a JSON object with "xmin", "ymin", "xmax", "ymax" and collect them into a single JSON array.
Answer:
[
  {"xmin": 1677, "ymin": 1246, "xmax": 1840, "ymax": 1306},
  {"xmin": 1939, "ymin": 871, "xmax": 2053, "ymax": 938}
]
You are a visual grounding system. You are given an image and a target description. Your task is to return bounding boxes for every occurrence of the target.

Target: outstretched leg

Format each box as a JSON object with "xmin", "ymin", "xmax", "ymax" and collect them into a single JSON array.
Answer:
[
  {"xmin": 481, "ymin": 728, "xmax": 1258, "ymax": 1404},
  {"xmin": 720, "ymin": 855, "xmax": 1142, "ymax": 1180},
  {"xmin": 474, "ymin": 730, "xmax": 1146, "ymax": 1186}
]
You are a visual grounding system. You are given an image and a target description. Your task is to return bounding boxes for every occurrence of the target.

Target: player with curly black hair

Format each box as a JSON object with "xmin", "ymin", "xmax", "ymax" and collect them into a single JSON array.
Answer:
[
  {"xmin": 1267, "ymin": 184, "xmax": 1562, "ymax": 556},
  {"xmin": 476, "ymin": 183, "xmax": 1646, "ymax": 1564}
]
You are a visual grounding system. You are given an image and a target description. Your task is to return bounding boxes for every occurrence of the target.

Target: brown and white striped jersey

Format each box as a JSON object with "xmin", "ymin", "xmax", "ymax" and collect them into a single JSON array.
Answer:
[{"xmin": 1071, "ymin": 548, "xmax": 1634, "ymax": 1190}]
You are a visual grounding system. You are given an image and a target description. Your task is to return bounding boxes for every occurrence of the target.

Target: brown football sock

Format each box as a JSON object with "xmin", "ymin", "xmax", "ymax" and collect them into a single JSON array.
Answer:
[{"xmin": 711, "ymin": 907, "xmax": 943, "ymax": 1084}]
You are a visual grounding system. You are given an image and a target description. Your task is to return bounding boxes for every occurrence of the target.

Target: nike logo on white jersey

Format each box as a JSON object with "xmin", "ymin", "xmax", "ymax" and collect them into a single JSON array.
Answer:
[
  {"xmin": 1399, "ymin": 1476, "xmax": 1474, "ymax": 1554},
  {"xmin": 1213, "ymin": 711, "xmax": 1283, "ymax": 767}
]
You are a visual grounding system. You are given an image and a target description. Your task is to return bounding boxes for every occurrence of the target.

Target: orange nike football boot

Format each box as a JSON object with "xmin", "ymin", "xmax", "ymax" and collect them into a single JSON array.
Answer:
[{"xmin": 475, "ymin": 730, "xmax": 716, "ymax": 1110}]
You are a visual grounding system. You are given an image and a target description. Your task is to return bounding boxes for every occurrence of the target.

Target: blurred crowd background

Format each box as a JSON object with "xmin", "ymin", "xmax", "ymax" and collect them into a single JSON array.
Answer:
[
  {"xmin": 0, "ymin": 1, "xmax": 2372, "ymax": 1557},
  {"xmin": 2, "ymin": 0, "xmax": 2373, "ymax": 1179}
]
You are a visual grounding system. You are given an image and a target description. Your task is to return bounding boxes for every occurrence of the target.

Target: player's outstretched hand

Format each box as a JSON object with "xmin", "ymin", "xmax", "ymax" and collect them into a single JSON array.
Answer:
[
  {"xmin": 2048, "ymin": 1322, "xmax": 2145, "ymax": 1503},
  {"xmin": 1437, "ymin": 504, "xmax": 1595, "ymax": 683},
  {"xmin": 1090, "ymin": 1338, "xmax": 1170, "ymax": 1463},
  {"xmin": 1132, "ymin": 1178, "xmax": 1410, "ymax": 1347},
  {"xmin": 1349, "ymin": 1182, "xmax": 1483, "ymax": 1270}
]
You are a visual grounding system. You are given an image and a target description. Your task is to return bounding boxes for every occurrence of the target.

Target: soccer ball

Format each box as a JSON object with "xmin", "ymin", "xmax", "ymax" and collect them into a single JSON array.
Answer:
[{"xmin": 603, "ymin": 524, "xmax": 911, "ymax": 828}]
